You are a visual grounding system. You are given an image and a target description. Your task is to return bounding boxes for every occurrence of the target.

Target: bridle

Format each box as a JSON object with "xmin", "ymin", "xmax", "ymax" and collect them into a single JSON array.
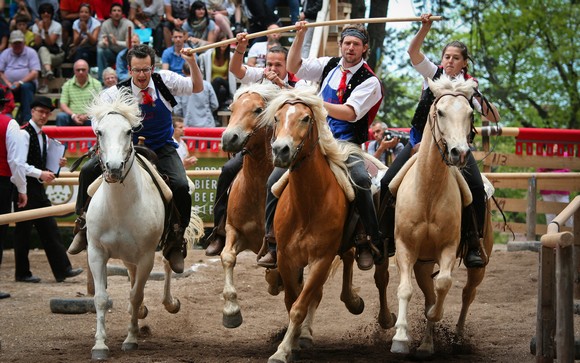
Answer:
[
  {"xmin": 96, "ymin": 112, "xmax": 139, "ymax": 184},
  {"xmin": 272, "ymin": 99, "xmax": 319, "ymax": 171},
  {"xmin": 236, "ymin": 93, "xmax": 267, "ymax": 158},
  {"xmin": 428, "ymin": 92, "xmax": 475, "ymax": 166}
]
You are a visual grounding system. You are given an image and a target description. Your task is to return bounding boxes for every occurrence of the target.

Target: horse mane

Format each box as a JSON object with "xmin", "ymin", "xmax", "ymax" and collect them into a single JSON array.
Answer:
[
  {"xmin": 87, "ymin": 88, "xmax": 143, "ymax": 128},
  {"xmin": 233, "ymin": 83, "xmax": 281, "ymax": 104},
  {"xmin": 262, "ymin": 86, "xmax": 363, "ymax": 199},
  {"xmin": 428, "ymin": 74, "xmax": 476, "ymax": 99}
]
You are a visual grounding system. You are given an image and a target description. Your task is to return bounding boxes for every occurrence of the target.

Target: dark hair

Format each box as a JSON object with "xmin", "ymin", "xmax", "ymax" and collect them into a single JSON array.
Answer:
[
  {"xmin": 109, "ymin": 2, "xmax": 123, "ymax": 13},
  {"xmin": 79, "ymin": 3, "xmax": 92, "ymax": 12},
  {"xmin": 189, "ymin": 1, "xmax": 209, "ymax": 22},
  {"xmin": 182, "ymin": 62, "xmax": 191, "ymax": 76},
  {"xmin": 268, "ymin": 45, "xmax": 288, "ymax": 60},
  {"xmin": 38, "ymin": 3, "xmax": 54, "ymax": 16},
  {"xmin": 127, "ymin": 44, "xmax": 157, "ymax": 67},
  {"xmin": 14, "ymin": 14, "xmax": 31, "ymax": 24},
  {"xmin": 340, "ymin": 24, "xmax": 369, "ymax": 59},
  {"xmin": 441, "ymin": 40, "xmax": 473, "ymax": 73}
]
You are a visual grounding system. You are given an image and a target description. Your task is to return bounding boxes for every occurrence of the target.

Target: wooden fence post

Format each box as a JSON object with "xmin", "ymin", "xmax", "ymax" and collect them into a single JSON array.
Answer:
[
  {"xmin": 556, "ymin": 243, "xmax": 574, "ymax": 363},
  {"xmin": 536, "ymin": 246, "xmax": 556, "ymax": 362},
  {"xmin": 527, "ymin": 176, "xmax": 537, "ymax": 241}
]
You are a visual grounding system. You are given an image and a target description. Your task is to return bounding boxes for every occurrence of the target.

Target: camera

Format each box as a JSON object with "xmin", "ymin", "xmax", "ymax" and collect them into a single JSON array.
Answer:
[{"xmin": 383, "ymin": 130, "xmax": 410, "ymax": 145}]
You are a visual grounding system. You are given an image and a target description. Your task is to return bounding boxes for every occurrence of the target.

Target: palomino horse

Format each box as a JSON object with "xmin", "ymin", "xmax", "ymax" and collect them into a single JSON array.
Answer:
[
  {"xmin": 219, "ymin": 83, "xmax": 279, "ymax": 328},
  {"xmin": 84, "ymin": 90, "xmax": 203, "ymax": 360},
  {"xmin": 389, "ymin": 76, "xmax": 493, "ymax": 356},
  {"xmin": 264, "ymin": 87, "xmax": 396, "ymax": 363}
]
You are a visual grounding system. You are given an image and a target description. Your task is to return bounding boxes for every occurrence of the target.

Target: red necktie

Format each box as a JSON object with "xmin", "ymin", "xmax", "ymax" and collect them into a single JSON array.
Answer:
[
  {"xmin": 337, "ymin": 66, "xmax": 350, "ymax": 103},
  {"xmin": 141, "ymin": 88, "xmax": 154, "ymax": 105}
]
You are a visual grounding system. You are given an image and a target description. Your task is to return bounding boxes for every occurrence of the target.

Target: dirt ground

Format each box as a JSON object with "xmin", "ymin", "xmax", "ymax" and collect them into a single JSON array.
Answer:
[{"xmin": 0, "ymin": 244, "xmax": 550, "ymax": 362}]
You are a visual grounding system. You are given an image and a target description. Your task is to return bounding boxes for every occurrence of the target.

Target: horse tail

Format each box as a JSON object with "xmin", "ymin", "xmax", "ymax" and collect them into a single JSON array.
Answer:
[{"xmin": 185, "ymin": 210, "xmax": 205, "ymax": 250}]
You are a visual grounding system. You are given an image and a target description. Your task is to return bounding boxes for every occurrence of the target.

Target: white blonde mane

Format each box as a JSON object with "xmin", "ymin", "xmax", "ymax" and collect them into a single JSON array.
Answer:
[
  {"xmin": 233, "ymin": 83, "xmax": 280, "ymax": 104},
  {"xmin": 428, "ymin": 74, "xmax": 476, "ymax": 99},
  {"xmin": 87, "ymin": 88, "xmax": 143, "ymax": 128},
  {"xmin": 263, "ymin": 86, "xmax": 363, "ymax": 198}
]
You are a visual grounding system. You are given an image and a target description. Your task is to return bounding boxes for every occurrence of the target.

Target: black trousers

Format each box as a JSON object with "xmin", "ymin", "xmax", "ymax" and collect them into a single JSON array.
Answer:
[
  {"xmin": 77, "ymin": 144, "xmax": 192, "ymax": 228},
  {"xmin": 14, "ymin": 181, "xmax": 72, "ymax": 280},
  {"xmin": 379, "ymin": 143, "xmax": 486, "ymax": 233},
  {"xmin": 213, "ymin": 153, "xmax": 243, "ymax": 228}
]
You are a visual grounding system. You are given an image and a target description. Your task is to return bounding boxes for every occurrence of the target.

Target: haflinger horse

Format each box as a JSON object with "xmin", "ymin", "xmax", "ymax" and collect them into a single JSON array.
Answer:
[
  {"xmin": 219, "ymin": 83, "xmax": 280, "ymax": 328},
  {"xmin": 84, "ymin": 89, "xmax": 203, "ymax": 360},
  {"xmin": 389, "ymin": 76, "xmax": 494, "ymax": 357},
  {"xmin": 264, "ymin": 86, "xmax": 396, "ymax": 363}
]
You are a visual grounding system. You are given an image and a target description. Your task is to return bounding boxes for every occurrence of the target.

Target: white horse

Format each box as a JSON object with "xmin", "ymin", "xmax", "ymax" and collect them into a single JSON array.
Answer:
[{"xmin": 84, "ymin": 89, "xmax": 203, "ymax": 360}]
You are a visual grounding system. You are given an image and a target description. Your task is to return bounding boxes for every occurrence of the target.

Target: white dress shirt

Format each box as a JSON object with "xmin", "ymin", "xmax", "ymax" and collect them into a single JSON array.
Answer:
[{"xmin": 6, "ymin": 119, "xmax": 27, "ymax": 194}]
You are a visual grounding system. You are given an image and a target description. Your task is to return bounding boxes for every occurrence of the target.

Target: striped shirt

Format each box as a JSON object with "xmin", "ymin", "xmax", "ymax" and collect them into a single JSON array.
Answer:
[{"xmin": 60, "ymin": 75, "xmax": 103, "ymax": 115}]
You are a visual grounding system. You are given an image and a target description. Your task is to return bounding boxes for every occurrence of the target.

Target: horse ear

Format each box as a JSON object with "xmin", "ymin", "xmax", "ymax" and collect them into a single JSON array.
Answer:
[{"xmin": 427, "ymin": 77, "xmax": 441, "ymax": 98}]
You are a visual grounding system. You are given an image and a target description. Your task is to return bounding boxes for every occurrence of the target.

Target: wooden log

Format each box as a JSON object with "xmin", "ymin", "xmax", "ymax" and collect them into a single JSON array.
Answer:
[
  {"xmin": 556, "ymin": 245, "xmax": 574, "ymax": 363},
  {"xmin": 0, "ymin": 203, "xmax": 74, "ymax": 225}
]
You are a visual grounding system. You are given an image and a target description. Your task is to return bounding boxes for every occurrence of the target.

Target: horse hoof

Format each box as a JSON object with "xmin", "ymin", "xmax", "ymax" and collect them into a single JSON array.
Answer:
[
  {"xmin": 391, "ymin": 340, "xmax": 410, "ymax": 354},
  {"xmin": 299, "ymin": 337, "xmax": 313, "ymax": 349},
  {"xmin": 91, "ymin": 348, "xmax": 109, "ymax": 360},
  {"xmin": 415, "ymin": 347, "xmax": 434, "ymax": 359},
  {"xmin": 122, "ymin": 342, "xmax": 138, "ymax": 351},
  {"xmin": 379, "ymin": 312, "xmax": 397, "ymax": 330},
  {"xmin": 138, "ymin": 306, "xmax": 148, "ymax": 319},
  {"xmin": 165, "ymin": 299, "xmax": 180, "ymax": 314},
  {"xmin": 223, "ymin": 311, "xmax": 243, "ymax": 328},
  {"xmin": 346, "ymin": 298, "xmax": 364, "ymax": 315}
]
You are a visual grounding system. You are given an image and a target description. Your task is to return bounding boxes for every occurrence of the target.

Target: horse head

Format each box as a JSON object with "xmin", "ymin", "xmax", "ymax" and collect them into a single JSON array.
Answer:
[
  {"xmin": 221, "ymin": 83, "xmax": 279, "ymax": 153},
  {"xmin": 87, "ymin": 88, "xmax": 143, "ymax": 183},
  {"xmin": 265, "ymin": 86, "xmax": 330, "ymax": 169},
  {"xmin": 427, "ymin": 76, "xmax": 476, "ymax": 168}
]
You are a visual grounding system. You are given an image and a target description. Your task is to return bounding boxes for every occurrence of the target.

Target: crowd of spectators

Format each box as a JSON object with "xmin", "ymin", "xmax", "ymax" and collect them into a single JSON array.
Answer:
[{"xmin": 0, "ymin": 0, "xmax": 312, "ymax": 126}]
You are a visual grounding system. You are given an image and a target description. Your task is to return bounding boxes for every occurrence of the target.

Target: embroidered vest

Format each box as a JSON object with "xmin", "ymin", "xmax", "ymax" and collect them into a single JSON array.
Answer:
[
  {"xmin": 320, "ymin": 57, "xmax": 382, "ymax": 144},
  {"xmin": 22, "ymin": 123, "xmax": 46, "ymax": 184}
]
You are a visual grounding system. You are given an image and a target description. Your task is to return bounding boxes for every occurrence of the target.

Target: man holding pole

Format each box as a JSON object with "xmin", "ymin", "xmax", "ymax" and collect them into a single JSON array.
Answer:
[{"xmin": 257, "ymin": 22, "xmax": 384, "ymax": 270}]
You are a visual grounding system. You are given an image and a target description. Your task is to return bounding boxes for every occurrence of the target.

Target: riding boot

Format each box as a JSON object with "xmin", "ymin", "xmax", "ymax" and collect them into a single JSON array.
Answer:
[
  {"xmin": 379, "ymin": 189, "xmax": 396, "ymax": 258},
  {"xmin": 257, "ymin": 233, "xmax": 277, "ymax": 269},
  {"xmin": 164, "ymin": 224, "xmax": 187, "ymax": 274},
  {"xmin": 205, "ymin": 216, "xmax": 226, "ymax": 256},
  {"xmin": 461, "ymin": 205, "xmax": 484, "ymax": 268},
  {"xmin": 352, "ymin": 185, "xmax": 384, "ymax": 269},
  {"xmin": 68, "ymin": 214, "xmax": 87, "ymax": 255}
]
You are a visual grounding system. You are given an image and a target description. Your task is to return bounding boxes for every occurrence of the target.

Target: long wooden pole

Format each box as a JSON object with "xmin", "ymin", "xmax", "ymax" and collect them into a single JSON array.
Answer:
[{"xmin": 190, "ymin": 16, "xmax": 444, "ymax": 54}]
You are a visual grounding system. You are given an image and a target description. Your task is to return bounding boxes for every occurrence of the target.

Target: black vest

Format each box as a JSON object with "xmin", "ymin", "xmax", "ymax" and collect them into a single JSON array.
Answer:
[
  {"xmin": 410, "ymin": 67, "xmax": 445, "ymax": 131},
  {"xmin": 320, "ymin": 57, "xmax": 379, "ymax": 144},
  {"xmin": 117, "ymin": 73, "xmax": 178, "ymax": 108},
  {"xmin": 23, "ymin": 123, "xmax": 46, "ymax": 184}
]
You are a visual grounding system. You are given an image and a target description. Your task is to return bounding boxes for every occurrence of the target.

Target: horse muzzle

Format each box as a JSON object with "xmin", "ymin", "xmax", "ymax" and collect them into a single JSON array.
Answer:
[
  {"xmin": 103, "ymin": 162, "xmax": 125, "ymax": 183},
  {"xmin": 222, "ymin": 128, "xmax": 248, "ymax": 153},
  {"xmin": 271, "ymin": 140, "xmax": 293, "ymax": 168},
  {"xmin": 448, "ymin": 146, "xmax": 471, "ymax": 168}
]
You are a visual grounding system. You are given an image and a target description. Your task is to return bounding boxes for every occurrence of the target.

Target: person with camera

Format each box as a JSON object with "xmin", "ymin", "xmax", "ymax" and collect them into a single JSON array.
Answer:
[
  {"xmin": 367, "ymin": 121, "xmax": 404, "ymax": 166},
  {"xmin": 379, "ymin": 13, "xmax": 500, "ymax": 269}
]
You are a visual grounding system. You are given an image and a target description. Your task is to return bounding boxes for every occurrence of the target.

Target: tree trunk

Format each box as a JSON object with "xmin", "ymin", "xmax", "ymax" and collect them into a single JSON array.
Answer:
[
  {"xmin": 367, "ymin": 0, "xmax": 388, "ymax": 71},
  {"xmin": 348, "ymin": 0, "xmax": 366, "ymax": 20}
]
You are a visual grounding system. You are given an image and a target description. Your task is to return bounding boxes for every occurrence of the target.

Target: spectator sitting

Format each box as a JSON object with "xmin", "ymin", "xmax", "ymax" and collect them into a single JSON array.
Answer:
[
  {"xmin": 32, "ymin": 3, "xmax": 65, "ymax": 94},
  {"xmin": 91, "ymin": 0, "xmax": 123, "ymax": 22},
  {"xmin": 8, "ymin": 0, "xmax": 32, "ymax": 31},
  {"xmin": 183, "ymin": 1, "xmax": 217, "ymax": 48},
  {"xmin": 174, "ymin": 62, "xmax": 218, "ymax": 127},
  {"xmin": 0, "ymin": 30, "xmax": 40, "ymax": 124},
  {"xmin": 206, "ymin": 0, "xmax": 236, "ymax": 40},
  {"xmin": 20, "ymin": 0, "xmax": 60, "ymax": 22},
  {"xmin": 59, "ymin": 0, "xmax": 83, "ymax": 51},
  {"xmin": 161, "ymin": 0, "xmax": 194, "ymax": 52},
  {"xmin": 14, "ymin": 14, "xmax": 35, "ymax": 47},
  {"xmin": 247, "ymin": 26, "xmax": 281, "ymax": 68},
  {"xmin": 115, "ymin": 32, "xmax": 141, "ymax": 81},
  {"xmin": 367, "ymin": 121, "xmax": 404, "ymax": 166},
  {"xmin": 97, "ymin": 2, "xmax": 134, "ymax": 81},
  {"xmin": 128, "ymin": 0, "xmax": 164, "ymax": 55},
  {"xmin": 172, "ymin": 117, "xmax": 198, "ymax": 168},
  {"xmin": 161, "ymin": 28, "xmax": 189, "ymax": 75},
  {"xmin": 199, "ymin": 33, "xmax": 237, "ymax": 112},
  {"xmin": 102, "ymin": 66, "xmax": 118, "ymax": 88},
  {"xmin": 0, "ymin": 17, "xmax": 9, "ymax": 54},
  {"xmin": 242, "ymin": 0, "xmax": 279, "ymax": 44},
  {"xmin": 56, "ymin": 59, "xmax": 102, "ymax": 126},
  {"xmin": 299, "ymin": 0, "xmax": 322, "ymax": 58},
  {"xmin": 69, "ymin": 3, "xmax": 101, "ymax": 64}
]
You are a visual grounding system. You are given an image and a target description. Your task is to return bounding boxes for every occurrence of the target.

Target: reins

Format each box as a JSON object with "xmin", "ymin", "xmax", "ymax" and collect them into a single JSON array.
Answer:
[{"xmin": 96, "ymin": 111, "xmax": 138, "ymax": 184}]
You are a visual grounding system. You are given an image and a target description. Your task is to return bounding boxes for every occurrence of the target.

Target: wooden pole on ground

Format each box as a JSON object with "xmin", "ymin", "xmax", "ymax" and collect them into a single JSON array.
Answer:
[{"xmin": 189, "ymin": 16, "xmax": 444, "ymax": 54}]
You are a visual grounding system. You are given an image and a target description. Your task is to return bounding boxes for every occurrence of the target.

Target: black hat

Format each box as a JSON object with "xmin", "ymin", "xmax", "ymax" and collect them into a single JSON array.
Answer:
[{"xmin": 31, "ymin": 96, "xmax": 55, "ymax": 111}]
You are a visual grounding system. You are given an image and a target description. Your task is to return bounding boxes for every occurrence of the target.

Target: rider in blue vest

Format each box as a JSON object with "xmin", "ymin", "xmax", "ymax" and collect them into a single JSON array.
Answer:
[
  {"xmin": 68, "ymin": 44, "xmax": 204, "ymax": 274},
  {"xmin": 379, "ymin": 14, "xmax": 500, "ymax": 268},
  {"xmin": 256, "ymin": 23, "xmax": 385, "ymax": 271}
]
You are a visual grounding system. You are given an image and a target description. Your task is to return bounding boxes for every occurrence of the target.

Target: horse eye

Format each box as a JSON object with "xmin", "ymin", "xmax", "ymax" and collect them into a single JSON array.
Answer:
[
  {"xmin": 96, "ymin": 130, "xmax": 102, "ymax": 136},
  {"xmin": 254, "ymin": 107, "xmax": 263, "ymax": 114},
  {"xmin": 437, "ymin": 110, "xmax": 444, "ymax": 118},
  {"xmin": 273, "ymin": 116, "xmax": 279, "ymax": 124},
  {"xmin": 126, "ymin": 130, "xmax": 132, "ymax": 136},
  {"xmin": 301, "ymin": 115, "xmax": 311, "ymax": 124}
]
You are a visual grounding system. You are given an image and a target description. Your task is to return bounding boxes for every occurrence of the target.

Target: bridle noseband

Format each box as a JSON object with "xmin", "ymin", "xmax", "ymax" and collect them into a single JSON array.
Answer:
[{"xmin": 96, "ymin": 111, "xmax": 138, "ymax": 184}]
